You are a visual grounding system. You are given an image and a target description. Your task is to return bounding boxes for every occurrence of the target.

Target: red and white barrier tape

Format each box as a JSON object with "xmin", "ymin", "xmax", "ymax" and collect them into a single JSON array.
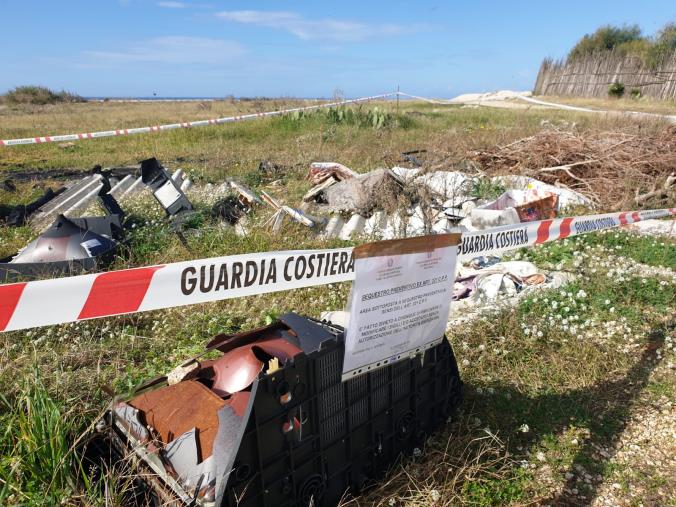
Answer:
[
  {"xmin": 515, "ymin": 95, "xmax": 676, "ymax": 123},
  {"xmin": 459, "ymin": 208, "xmax": 674, "ymax": 258},
  {"xmin": 0, "ymin": 93, "xmax": 396, "ymax": 147},
  {"xmin": 0, "ymin": 208, "xmax": 673, "ymax": 333}
]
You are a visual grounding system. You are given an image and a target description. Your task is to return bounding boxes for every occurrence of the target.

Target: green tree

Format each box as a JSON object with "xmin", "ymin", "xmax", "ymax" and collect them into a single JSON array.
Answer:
[
  {"xmin": 568, "ymin": 24, "xmax": 643, "ymax": 60},
  {"xmin": 646, "ymin": 23, "xmax": 676, "ymax": 65}
]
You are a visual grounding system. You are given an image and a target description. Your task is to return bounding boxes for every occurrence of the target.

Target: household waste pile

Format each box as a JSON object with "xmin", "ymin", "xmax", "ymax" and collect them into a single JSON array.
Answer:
[
  {"xmin": 296, "ymin": 160, "xmax": 593, "ymax": 316},
  {"xmin": 299, "ymin": 161, "xmax": 594, "ymax": 239},
  {"xmin": 0, "ymin": 158, "xmax": 197, "ymax": 281}
]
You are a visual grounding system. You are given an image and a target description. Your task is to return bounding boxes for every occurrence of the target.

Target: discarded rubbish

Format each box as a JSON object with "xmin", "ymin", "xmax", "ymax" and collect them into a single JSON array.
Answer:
[
  {"xmin": 0, "ymin": 158, "xmax": 200, "ymax": 279},
  {"xmin": 29, "ymin": 174, "xmax": 106, "ymax": 232},
  {"xmin": 300, "ymin": 160, "xmax": 599, "ymax": 241},
  {"xmin": 315, "ymin": 168, "xmax": 404, "ymax": 214},
  {"xmin": 262, "ymin": 190, "xmax": 320, "ymax": 231},
  {"xmin": 400, "ymin": 149, "xmax": 426, "ymax": 167},
  {"xmin": 1, "ymin": 186, "xmax": 66, "ymax": 227},
  {"xmin": 0, "ymin": 213, "xmax": 123, "ymax": 281},
  {"xmin": 100, "ymin": 313, "xmax": 463, "ymax": 506},
  {"xmin": 211, "ymin": 196, "xmax": 250, "ymax": 226},
  {"xmin": 258, "ymin": 160, "xmax": 285, "ymax": 181},
  {"xmin": 469, "ymin": 208, "xmax": 521, "ymax": 229},
  {"xmin": 307, "ymin": 162, "xmax": 357, "ymax": 185},
  {"xmin": 491, "ymin": 175, "xmax": 589, "ymax": 210},
  {"xmin": 140, "ymin": 157, "xmax": 193, "ymax": 217}
]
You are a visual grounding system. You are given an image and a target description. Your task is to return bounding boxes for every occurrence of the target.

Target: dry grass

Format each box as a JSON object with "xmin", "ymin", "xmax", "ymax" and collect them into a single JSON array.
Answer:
[
  {"xmin": 469, "ymin": 122, "xmax": 676, "ymax": 210},
  {"xmin": 0, "ymin": 99, "xmax": 674, "ymax": 506},
  {"xmin": 538, "ymin": 95, "xmax": 676, "ymax": 115}
]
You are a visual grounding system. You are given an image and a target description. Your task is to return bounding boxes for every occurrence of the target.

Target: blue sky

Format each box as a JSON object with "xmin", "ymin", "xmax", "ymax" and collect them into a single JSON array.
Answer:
[{"xmin": 1, "ymin": 1, "xmax": 674, "ymax": 98}]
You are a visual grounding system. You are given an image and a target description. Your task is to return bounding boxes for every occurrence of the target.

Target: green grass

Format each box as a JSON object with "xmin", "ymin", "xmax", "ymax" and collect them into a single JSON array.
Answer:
[
  {"xmin": 0, "ymin": 99, "xmax": 675, "ymax": 505},
  {"xmin": 0, "ymin": 372, "xmax": 100, "ymax": 505}
]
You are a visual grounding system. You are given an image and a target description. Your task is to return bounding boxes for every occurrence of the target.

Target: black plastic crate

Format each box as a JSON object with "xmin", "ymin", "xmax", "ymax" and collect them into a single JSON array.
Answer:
[{"xmin": 222, "ymin": 314, "xmax": 463, "ymax": 507}]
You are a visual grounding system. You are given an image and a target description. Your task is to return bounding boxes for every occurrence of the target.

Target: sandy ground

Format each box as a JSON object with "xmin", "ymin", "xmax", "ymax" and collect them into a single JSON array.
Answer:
[{"xmin": 445, "ymin": 90, "xmax": 676, "ymax": 121}]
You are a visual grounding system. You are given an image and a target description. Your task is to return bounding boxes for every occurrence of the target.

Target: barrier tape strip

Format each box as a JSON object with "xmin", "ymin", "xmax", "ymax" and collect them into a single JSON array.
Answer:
[
  {"xmin": 0, "ymin": 93, "xmax": 396, "ymax": 147},
  {"xmin": 0, "ymin": 208, "xmax": 673, "ymax": 333},
  {"xmin": 515, "ymin": 95, "xmax": 676, "ymax": 123},
  {"xmin": 5, "ymin": 91, "xmax": 675, "ymax": 147}
]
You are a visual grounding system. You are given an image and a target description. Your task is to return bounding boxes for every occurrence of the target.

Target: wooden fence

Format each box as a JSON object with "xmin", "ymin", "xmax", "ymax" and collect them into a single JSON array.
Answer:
[{"xmin": 534, "ymin": 52, "xmax": 676, "ymax": 100}]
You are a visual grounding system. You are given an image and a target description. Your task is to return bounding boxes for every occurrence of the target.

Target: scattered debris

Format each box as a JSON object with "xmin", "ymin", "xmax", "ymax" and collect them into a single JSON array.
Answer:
[
  {"xmin": 401, "ymin": 149, "xmax": 426, "ymax": 167},
  {"xmin": 101, "ymin": 313, "xmax": 462, "ymax": 506},
  {"xmin": 1, "ymin": 187, "xmax": 66, "ymax": 227},
  {"xmin": 258, "ymin": 159, "xmax": 285, "ymax": 180},
  {"xmin": 30, "ymin": 173, "xmax": 106, "ymax": 232},
  {"xmin": 140, "ymin": 158, "xmax": 193, "ymax": 218},
  {"xmin": 0, "ymin": 213, "xmax": 124, "ymax": 281},
  {"xmin": 306, "ymin": 162, "xmax": 357, "ymax": 185},
  {"xmin": 261, "ymin": 191, "xmax": 319, "ymax": 232},
  {"xmin": 634, "ymin": 173, "xmax": 675, "ymax": 205},
  {"xmin": 211, "ymin": 196, "xmax": 249, "ymax": 226},
  {"xmin": 313, "ymin": 168, "xmax": 404, "ymax": 214},
  {"xmin": 300, "ymin": 161, "xmax": 592, "ymax": 241}
]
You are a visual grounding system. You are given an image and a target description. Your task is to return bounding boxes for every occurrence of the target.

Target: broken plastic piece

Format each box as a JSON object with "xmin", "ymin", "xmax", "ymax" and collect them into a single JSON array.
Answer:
[
  {"xmin": 0, "ymin": 214, "xmax": 122, "ymax": 281},
  {"xmin": 141, "ymin": 158, "xmax": 193, "ymax": 216}
]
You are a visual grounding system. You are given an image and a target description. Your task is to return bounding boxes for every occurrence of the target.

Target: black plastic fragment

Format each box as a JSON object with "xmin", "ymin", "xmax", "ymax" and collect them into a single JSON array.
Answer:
[
  {"xmin": 211, "ymin": 196, "xmax": 248, "ymax": 225},
  {"xmin": 141, "ymin": 157, "xmax": 193, "ymax": 217},
  {"xmin": 1, "ymin": 187, "xmax": 66, "ymax": 227}
]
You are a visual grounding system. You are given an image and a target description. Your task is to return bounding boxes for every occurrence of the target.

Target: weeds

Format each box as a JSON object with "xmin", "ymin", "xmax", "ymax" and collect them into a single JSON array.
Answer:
[
  {"xmin": 0, "ymin": 372, "xmax": 99, "ymax": 505},
  {"xmin": 0, "ymin": 99, "xmax": 674, "ymax": 505}
]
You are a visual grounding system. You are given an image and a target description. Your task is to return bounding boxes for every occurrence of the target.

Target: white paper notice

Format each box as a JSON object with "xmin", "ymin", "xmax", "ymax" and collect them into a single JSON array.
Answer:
[{"xmin": 342, "ymin": 235, "xmax": 460, "ymax": 380}]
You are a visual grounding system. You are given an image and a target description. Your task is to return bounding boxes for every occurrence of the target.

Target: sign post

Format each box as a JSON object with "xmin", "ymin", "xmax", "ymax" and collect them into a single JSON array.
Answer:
[{"xmin": 342, "ymin": 234, "xmax": 460, "ymax": 380}]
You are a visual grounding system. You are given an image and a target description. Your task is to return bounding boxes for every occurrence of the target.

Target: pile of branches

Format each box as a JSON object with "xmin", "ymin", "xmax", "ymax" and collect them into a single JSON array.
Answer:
[{"xmin": 469, "ymin": 125, "xmax": 676, "ymax": 210}]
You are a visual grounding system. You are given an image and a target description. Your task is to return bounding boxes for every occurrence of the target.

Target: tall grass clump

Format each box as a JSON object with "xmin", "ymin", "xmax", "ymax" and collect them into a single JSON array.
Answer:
[{"xmin": 0, "ymin": 373, "xmax": 94, "ymax": 504}]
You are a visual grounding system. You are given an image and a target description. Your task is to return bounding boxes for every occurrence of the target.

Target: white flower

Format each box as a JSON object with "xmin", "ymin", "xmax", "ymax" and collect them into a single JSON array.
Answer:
[
  {"xmin": 430, "ymin": 490, "xmax": 441, "ymax": 502},
  {"xmin": 605, "ymin": 299, "xmax": 610, "ymax": 305},
  {"xmin": 519, "ymin": 423, "xmax": 530, "ymax": 433},
  {"xmin": 536, "ymin": 451, "xmax": 546, "ymax": 462},
  {"xmin": 462, "ymin": 359, "xmax": 470, "ymax": 366}
]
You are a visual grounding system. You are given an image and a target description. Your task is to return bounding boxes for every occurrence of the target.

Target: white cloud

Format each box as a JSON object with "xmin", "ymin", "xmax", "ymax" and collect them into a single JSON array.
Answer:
[
  {"xmin": 83, "ymin": 36, "xmax": 245, "ymax": 65},
  {"xmin": 215, "ymin": 10, "xmax": 409, "ymax": 42},
  {"xmin": 157, "ymin": 1, "xmax": 188, "ymax": 8}
]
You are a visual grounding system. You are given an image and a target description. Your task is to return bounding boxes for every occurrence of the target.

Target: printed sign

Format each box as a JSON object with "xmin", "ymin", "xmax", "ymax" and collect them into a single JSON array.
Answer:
[{"xmin": 342, "ymin": 234, "xmax": 460, "ymax": 380}]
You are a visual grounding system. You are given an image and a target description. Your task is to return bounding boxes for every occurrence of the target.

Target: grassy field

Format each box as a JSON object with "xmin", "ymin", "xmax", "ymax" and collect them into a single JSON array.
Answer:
[
  {"xmin": 536, "ymin": 95, "xmax": 676, "ymax": 115},
  {"xmin": 0, "ymin": 98, "xmax": 674, "ymax": 506}
]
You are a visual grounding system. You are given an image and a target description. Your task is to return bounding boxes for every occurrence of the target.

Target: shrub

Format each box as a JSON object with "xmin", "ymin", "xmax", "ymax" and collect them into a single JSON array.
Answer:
[
  {"xmin": 566, "ymin": 22, "xmax": 676, "ymax": 66},
  {"xmin": 645, "ymin": 22, "xmax": 676, "ymax": 66},
  {"xmin": 629, "ymin": 88, "xmax": 642, "ymax": 99},
  {"xmin": 608, "ymin": 81, "xmax": 625, "ymax": 98},
  {"xmin": 568, "ymin": 24, "xmax": 643, "ymax": 60},
  {"xmin": 1, "ymin": 85, "xmax": 84, "ymax": 105}
]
